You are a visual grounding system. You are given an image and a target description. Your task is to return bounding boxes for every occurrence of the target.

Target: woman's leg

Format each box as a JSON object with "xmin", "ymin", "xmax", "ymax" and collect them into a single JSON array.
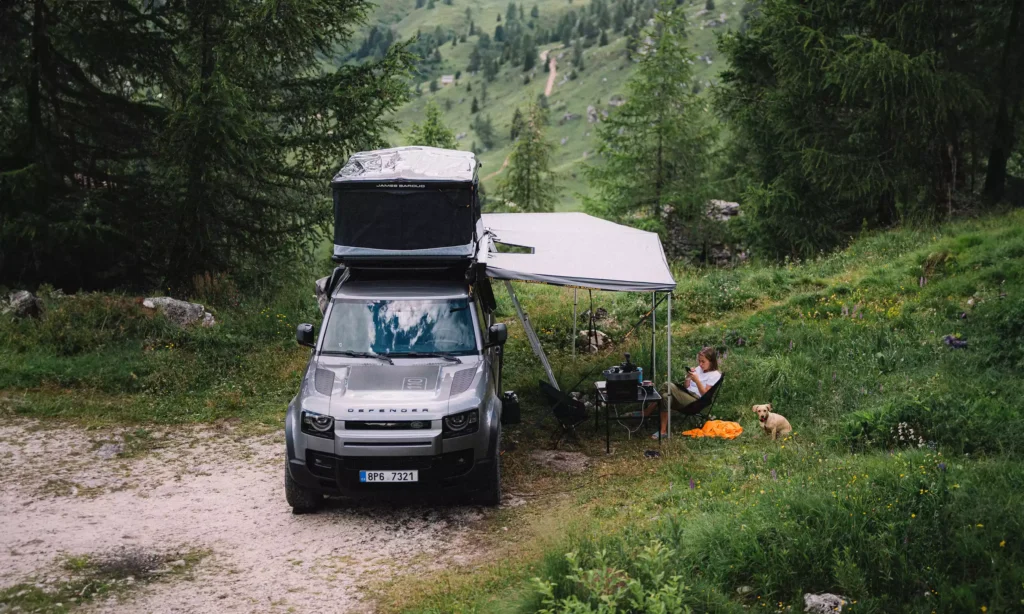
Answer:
[{"xmin": 658, "ymin": 383, "xmax": 698, "ymax": 435}]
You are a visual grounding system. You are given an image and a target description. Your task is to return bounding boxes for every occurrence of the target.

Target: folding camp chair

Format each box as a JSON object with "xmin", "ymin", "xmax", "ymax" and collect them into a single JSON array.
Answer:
[
  {"xmin": 539, "ymin": 380, "xmax": 589, "ymax": 448},
  {"xmin": 672, "ymin": 375, "xmax": 724, "ymax": 430}
]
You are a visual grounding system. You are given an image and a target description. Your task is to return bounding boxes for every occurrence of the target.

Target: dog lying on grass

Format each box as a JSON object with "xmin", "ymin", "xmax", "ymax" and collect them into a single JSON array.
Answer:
[{"xmin": 752, "ymin": 404, "xmax": 792, "ymax": 440}]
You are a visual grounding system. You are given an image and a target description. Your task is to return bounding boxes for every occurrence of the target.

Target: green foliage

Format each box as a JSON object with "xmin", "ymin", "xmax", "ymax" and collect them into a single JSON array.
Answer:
[
  {"xmin": 408, "ymin": 101, "xmax": 457, "ymax": 148},
  {"xmin": 716, "ymin": 0, "xmax": 1020, "ymax": 258},
  {"xmin": 584, "ymin": 3, "xmax": 716, "ymax": 254},
  {"xmin": 495, "ymin": 103, "xmax": 560, "ymax": 211},
  {"xmin": 0, "ymin": 0, "xmax": 412, "ymax": 291},
  {"xmin": 533, "ymin": 544, "xmax": 692, "ymax": 613}
]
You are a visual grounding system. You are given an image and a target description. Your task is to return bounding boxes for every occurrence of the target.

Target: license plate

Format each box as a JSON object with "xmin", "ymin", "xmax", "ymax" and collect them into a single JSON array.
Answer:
[{"xmin": 359, "ymin": 470, "xmax": 419, "ymax": 483}]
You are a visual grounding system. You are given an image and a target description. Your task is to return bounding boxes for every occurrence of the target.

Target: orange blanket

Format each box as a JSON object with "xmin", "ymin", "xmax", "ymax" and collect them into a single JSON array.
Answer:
[{"xmin": 681, "ymin": 420, "xmax": 743, "ymax": 440}]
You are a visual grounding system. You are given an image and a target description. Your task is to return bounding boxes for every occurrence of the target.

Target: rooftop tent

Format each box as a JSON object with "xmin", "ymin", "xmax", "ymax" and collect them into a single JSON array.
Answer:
[
  {"xmin": 331, "ymin": 146, "xmax": 482, "ymax": 261},
  {"xmin": 479, "ymin": 212, "xmax": 676, "ymax": 292}
]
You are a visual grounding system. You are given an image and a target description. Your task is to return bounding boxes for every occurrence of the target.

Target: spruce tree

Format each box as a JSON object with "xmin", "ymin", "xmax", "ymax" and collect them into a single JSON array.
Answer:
[
  {"xmin": 472, "ymin": 97, "xmax": 480, "ymax": 113},
  {"xmin": 496, "ymin": 103, "xmax": 559, "ymax": 212},
  {"xmin": 1, "ymin": 0, "xmax": 412, "ymax": 289},
  {"xmin": 584, "ymin": 3, "xmax": 714, "ymax": 243},
  {"xmin": 408, "ymin": 101, "xmax": 457, "ymax": 148},
  {"xmin": 510, "ymin": 107, "xmax": 525, "ymax": 140}
]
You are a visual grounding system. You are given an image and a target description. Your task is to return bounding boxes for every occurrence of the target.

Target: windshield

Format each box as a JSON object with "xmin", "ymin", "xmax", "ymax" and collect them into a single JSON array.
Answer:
[{"xmin": 321, "ymin": 298, "xmax": 478, "ymax": 356}]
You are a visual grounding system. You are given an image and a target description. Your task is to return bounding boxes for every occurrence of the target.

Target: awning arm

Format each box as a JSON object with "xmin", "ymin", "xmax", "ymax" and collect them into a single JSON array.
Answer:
[{"xmin": 503, "ymin": 280, "xmax": 559, "ymax": 390}]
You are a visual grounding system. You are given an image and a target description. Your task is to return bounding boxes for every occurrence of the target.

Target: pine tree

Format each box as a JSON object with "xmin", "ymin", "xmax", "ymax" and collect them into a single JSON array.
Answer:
[
  {"xmin": 717, "ymin": 0, "xmax": 1011, "ymax": 257},
  {"xmin": 408, "ymin": 101, "xmax": 457, "ymax": 148},
  {"xmin": 531, "ymin": 4, "xmax": 540, "ymax": 19},
  {"xmin": 496, "ymin": 103, "xmax": 559, "ymax": 212},
  {"xmin": 522, "ymin": 35, "xmax": 537, "ymax": 71},
  {"xmin": 584, "ymin": 3, "xmax": 714, "ymax": 245},
  {"xmin": 474, "ymin": 113, "xmax": 496, "ymax": 149},
  {"xmin": 1, "ymin": 0, "xmax": 412, "ymax": 289},
  {"xmin": 599, "ymin": 29, "xmax": 609, "ymax": 46},
  {"xmin": 472, "ymin": 97, "xmax": 479, "ymax": 113},
  {"xmin": 427, "ymin": 0, "xmax": 435, "ymax": 9},
  {"xmin": 573, "ymin": 37, "xmax": 585, "ymax": 70},
  {"xmin": 510, "ymin": 107, "xmax": 525, "ymax": 140},
  {"xmin": 429, "ymin": 78, "xmax": 439, "ymax": 92}
]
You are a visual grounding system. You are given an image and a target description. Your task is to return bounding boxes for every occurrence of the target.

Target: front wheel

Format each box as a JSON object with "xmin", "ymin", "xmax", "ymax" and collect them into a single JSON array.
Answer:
[
  {"xmin": 285, "ymin": 459, "xmax": 322, "ymax": 514},
  {"xmin": 473, "ymin": 431, "xmax": 502, "ymax": 506}
]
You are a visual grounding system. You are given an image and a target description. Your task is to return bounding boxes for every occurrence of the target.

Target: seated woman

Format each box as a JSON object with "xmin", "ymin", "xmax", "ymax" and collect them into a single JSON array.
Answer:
[{"xmin": 631, "ymin": 347, "xmax": 721, "ymax": 439}]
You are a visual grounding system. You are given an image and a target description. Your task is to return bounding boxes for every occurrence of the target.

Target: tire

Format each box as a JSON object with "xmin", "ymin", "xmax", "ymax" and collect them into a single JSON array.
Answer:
[
  {"xmin": 285, "ymin": 460, "xmax": 322, "ymax": 514},
  {"xmin": 473, "ymin": 431, "xmax": 502, "ymax": 507}
]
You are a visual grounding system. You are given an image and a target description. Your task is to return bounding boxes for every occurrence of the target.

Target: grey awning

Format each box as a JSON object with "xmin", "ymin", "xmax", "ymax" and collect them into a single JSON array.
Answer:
[{"xmin": 481, "ymin": 213, "xmax": 676, "ymax": 292}]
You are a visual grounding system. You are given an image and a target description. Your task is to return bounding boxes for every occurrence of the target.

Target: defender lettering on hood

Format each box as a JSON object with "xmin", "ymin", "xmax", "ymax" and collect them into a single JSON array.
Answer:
[{"xmin": 347, "ymin": 408, "xmax": 429, "ymax": 413}]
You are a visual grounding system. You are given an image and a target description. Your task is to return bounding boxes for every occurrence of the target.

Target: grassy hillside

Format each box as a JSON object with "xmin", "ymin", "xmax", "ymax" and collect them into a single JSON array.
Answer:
[
  {"xmin": 3, "ymin": 209, "xmax": 1022, "ymax": 612},
  {"xmin": 360, "ymin": 0, "xmax": 735, "ymax": 210}
]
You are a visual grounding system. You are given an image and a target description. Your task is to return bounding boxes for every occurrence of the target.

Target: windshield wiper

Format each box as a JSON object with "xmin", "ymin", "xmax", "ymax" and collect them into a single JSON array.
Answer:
[
  {"xmin": 391, "ymin": 352, "xmax": 462, "ymax": 364},
  {"xmin": 331, "ymin": 351, "xmax": 394, "ymax": 365}
]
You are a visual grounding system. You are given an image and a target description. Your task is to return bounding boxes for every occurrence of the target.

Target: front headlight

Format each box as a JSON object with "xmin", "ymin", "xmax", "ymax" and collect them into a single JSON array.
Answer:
[
  {"xmin": 301, "ymin": 411, "xmax": 335, "ymax": 439},
  {"xmin": 443, "ymin": 409, "xmax": 479, "ymax": 438}
]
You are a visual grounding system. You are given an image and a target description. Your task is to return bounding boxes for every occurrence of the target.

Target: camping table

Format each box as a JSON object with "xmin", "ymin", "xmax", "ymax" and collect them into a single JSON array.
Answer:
[{"xmin": 593, "ymin": 381, "xmax": 662, "ymax": 454}]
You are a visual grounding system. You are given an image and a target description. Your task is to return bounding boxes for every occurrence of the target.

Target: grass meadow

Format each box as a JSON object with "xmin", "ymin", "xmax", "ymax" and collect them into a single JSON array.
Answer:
[{"xmin": 2, "ymin": 210, "xmax": 1023, "ymax": 612}]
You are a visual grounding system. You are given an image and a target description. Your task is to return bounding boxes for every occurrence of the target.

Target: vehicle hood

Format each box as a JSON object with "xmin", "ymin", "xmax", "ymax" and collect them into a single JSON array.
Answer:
[{"xmin": 305, "ymin": 356, "xmax": 484, "ymax": 420}]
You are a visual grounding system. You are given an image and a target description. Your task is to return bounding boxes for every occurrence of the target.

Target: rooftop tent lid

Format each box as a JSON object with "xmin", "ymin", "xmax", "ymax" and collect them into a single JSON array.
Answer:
[
  {"xmin": 331, "ymin": 147, "xmax": 481, "ymax": 262},
  {"xmin": 332, "ymin": 146, "xmax": 478, "ymax": 185},
  {"xmin": 480, "ymin": 212, "xmax": 676, "ymax": 293}
]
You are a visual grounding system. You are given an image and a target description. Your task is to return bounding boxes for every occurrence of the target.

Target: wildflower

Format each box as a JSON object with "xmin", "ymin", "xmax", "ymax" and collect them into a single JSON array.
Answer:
[
  {"xmin": 689, "ymin": 479, "xmax": 695, "ymax": 490},
  {"xmin": 976, "ymin": 524, "xmax": 984, "ymax": 528},
  {"xmin": 1000, "ymin": 540, "xmax": 1006, "ymax": 547},
  {"xmin": 911, "ymin": 514, "xmax": 916, "ymax": 518}
]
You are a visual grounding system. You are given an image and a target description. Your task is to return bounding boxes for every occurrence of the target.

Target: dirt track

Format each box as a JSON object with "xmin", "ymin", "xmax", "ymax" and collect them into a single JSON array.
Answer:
[{"xmin": 0, "ymin": 420, "xmax": 490, "ymax": 613}]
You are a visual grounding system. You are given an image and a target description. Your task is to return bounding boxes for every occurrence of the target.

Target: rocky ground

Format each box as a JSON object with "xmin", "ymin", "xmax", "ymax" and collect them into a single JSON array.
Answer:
[{"xmin": 0, "ymin": 420, "xmax": 495, "ymax": 613}]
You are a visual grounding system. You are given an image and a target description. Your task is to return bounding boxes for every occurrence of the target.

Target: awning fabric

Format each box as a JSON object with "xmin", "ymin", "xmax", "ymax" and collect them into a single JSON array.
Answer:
[{"xmin": 480, "ymin": 212, "xmax": 676, "ymax": 292}]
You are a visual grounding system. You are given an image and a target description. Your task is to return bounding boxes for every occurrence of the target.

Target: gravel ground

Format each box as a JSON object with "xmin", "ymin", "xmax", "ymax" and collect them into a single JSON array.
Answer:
[{"xmin": 0, "ymin": 420, "xmax": 490, "ymax": 613}]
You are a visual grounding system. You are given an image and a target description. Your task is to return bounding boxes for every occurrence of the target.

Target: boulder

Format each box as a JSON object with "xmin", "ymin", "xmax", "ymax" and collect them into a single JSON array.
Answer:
[
  {"xmin": 4, "ymin": 290, "xmax": 43, "ymax": 318},
  {"xmin": 142, "ymin": 297, "xmax": 216, "ymax": 327},
  {"xmin": 578, "ymin": 329, "xmax": 610, "ymax": 353},
  {"xmin": 586, "ymin": 105, "xmax": 599, "ymax": 123},
  {"xmin": 803, "ymin": 593, "xmax": 848, "ymax": 613}
]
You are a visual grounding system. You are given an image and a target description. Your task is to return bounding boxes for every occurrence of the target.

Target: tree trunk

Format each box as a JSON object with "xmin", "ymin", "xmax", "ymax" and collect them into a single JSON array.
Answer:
[{"xmin": 983, "ymin": 0, "xmax": 1023, "ymax": 203}]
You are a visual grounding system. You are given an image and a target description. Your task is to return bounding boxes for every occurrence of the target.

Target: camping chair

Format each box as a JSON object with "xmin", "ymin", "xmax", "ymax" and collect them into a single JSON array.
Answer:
[
  {"xmin": 672, "ymin": 375, "xmax": 724, "ymax": 430},
  {"xmin": 539, "ymin": 380, "xmax": 589, "ymax": 449}
]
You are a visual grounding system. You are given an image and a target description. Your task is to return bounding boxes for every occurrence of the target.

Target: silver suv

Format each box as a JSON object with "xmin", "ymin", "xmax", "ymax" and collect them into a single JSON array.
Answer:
[{"xmin": 284, "ymin": 277, "xmax": 507, "ymax": 513}]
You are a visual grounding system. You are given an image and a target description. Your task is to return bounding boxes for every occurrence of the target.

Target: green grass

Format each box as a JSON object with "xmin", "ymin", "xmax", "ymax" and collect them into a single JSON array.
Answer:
[
  {"xmin": 3, "ymin": 208, "xmax": 1023, "ymax": 612},
  {"xmin": 384, "ymin": 211, "xmax": 1024, "ymax": 612},
  {"xmin": 363, "ymin": 0, "xmax": 732, "ymax": 210}
]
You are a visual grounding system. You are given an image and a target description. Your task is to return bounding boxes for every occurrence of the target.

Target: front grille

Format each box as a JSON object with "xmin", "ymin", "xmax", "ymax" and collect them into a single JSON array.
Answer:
[
  {"xmin": 341, "ymin": 455, "xmax": 436, "ymax": 470},
  {"xmin": 345, "ymin": 420, "xmax": 432, "ymax": 430}
]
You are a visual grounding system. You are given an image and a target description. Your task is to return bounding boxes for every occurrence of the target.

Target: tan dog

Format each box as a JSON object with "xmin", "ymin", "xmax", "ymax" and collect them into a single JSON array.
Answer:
[{"xmin": 752, "ymin": 404, "xmax": 792, "ymax": 440}]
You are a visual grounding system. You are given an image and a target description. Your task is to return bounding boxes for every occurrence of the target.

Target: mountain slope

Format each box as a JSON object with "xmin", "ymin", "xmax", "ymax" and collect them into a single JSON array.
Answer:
[{"xmin": 359, "ymin": 0, "xmax": 740, "ymax": 210}]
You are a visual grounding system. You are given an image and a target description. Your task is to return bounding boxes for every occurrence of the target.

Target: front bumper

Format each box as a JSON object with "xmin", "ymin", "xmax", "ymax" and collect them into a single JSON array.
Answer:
[
  {"xmin": 286, "ymin": 448, "xmax": 494, "ymax": 495},
  {"xmin": 285, "ymin": 400, "xmax": 498, "ymax": 496}
]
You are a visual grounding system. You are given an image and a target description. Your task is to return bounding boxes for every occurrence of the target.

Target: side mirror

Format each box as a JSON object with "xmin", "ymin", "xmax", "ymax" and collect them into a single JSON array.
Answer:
[
  {"xmin": 296, "ymin": 323, "xmax": 315, "ymax": 348},
  {"xmin": 487, "ymin": 323, "xmax": 507, "ymax": 347}
]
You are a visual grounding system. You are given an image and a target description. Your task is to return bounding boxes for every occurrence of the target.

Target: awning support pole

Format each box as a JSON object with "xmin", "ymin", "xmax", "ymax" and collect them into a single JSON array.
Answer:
[
  {"xmin": 650, "ymin": 291, "xmax": 656, "ymax": 385},
  {"xmin": 667, "ymin": 292, "xmax": 672, "ymax": 438},
  {"xmin": 504, "ymin": 280, "xmax": 559, "ymax": 390},
  {"xmin": 572, "ymin": 289, "xmax": 578, "ymax": 363}
]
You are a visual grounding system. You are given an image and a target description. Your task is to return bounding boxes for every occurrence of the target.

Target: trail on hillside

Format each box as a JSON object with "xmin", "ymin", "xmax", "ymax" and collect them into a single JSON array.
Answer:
[
  {"xmin": 484, "ymin": 156, "xmax": 510, "ymax": 181},
  {"xmin": 483, "ymin": 51, "xmax": 556, "ymax": 184},
  {"xmin": 543, "ymin": 51, "xmax": 557, "ymax": 97}
]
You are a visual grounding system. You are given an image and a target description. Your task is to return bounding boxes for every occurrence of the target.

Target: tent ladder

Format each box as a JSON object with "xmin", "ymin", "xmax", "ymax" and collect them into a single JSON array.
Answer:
[{"xmin": 504, "ymin": 280, "xmax": 559, "ymax": 389}]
